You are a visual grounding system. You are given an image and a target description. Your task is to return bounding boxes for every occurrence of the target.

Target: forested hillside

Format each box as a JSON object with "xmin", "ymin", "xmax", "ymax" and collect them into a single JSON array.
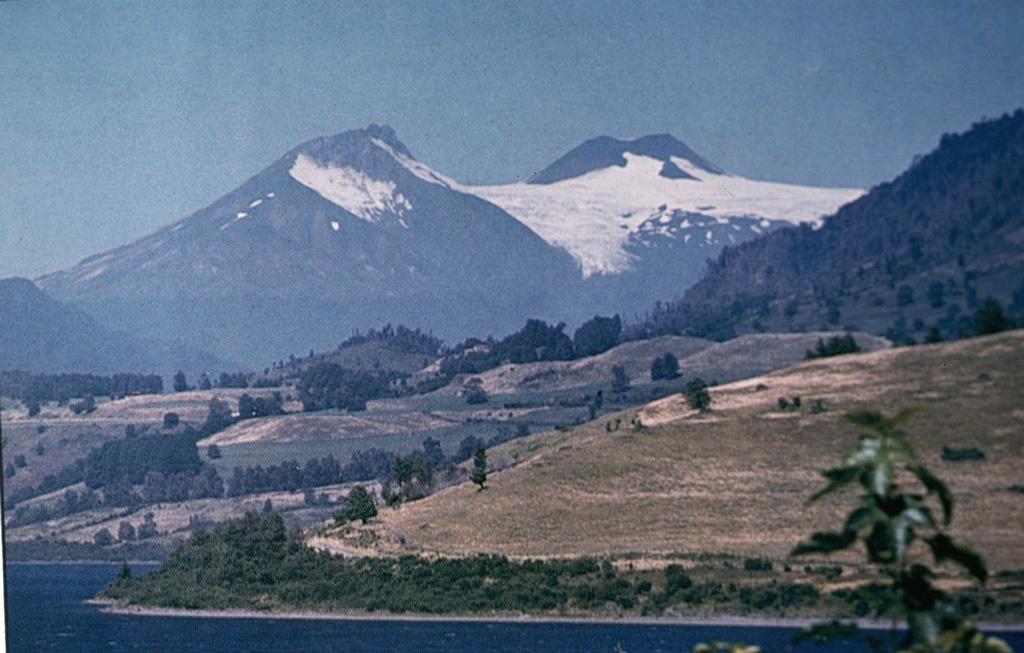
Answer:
[{"xmin": 640, "ymin": 111, "xmax": 1024, "ymax": 341}]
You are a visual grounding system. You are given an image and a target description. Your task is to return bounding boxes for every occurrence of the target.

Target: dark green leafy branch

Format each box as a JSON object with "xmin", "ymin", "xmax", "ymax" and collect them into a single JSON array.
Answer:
[{"xmin": 790, "ymin": 409, "xmax": 1010, "ymax": 653}]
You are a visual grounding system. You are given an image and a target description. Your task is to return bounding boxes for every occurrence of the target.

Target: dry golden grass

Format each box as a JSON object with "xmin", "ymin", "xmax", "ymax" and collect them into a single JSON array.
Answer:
[
  {"xmin": 373, "ymin": 331, "xmax": 1024, "ymax": 570},
  {"xmin": 197, "ymin": 411, "xmax": 456, "ymax": 446},
  {"xmin": 451, "ymin": 331, "xmax": 889, "ymax": 395}
]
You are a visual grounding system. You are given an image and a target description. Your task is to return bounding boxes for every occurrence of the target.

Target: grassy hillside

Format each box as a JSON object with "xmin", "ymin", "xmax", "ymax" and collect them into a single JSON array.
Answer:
[
  {"xmin": 372, "ymin": 331, "xmax": 1024, "ymax": 571},
  {"xmin": 432, "ymin": 331, "xmax": 888, "ymax": 395}
]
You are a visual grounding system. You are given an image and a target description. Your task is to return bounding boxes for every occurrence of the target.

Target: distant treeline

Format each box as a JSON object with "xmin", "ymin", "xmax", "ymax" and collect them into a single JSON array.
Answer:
[
  {"xmin": 225, "ymin": 450, "xmax": 393, "ymax": 497},
  {"xmin": 340, "ymin": 324, "xmax": 443, "ymax": 356},
  {"xmin": 224, "ymin": 434, "xmax": 482, "ymax": 499},
  {"xmin": 439, "ymin": 316, "xmax": 621, "ymax": 377},
  {"xmin": 0, "ymin": 371, "xmax": 163, "ymax": 402}
]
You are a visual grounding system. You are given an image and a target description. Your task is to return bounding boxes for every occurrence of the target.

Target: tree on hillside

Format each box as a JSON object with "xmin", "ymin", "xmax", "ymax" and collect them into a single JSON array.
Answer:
[
  {"xmin": 805, "ymin": 333, "xmax": 861, "ymax": 359},
  {"xmin": 172, "ymin": 371, "xmax": 187, "ymax": 393},
  {"xmin": 651, "ymin": 352, "xmax": 680, "ymax": 381},
  {"xmin": 462, "ymin": 377, "xmax": 489, "ymax": 405},
  {"xmin": 685, "ymin": 377, "xmax": 711, "ymax": 412},
  {"xmin": 573, "ymin": 315, "xmax": 622, "ymax": 357},
  {"xmin": 163, "ymin": 412, "xmax": 180, "ymax": 429},
  {"xmin": 974, "ymin": 297, "xmax": 1013, "ymax": 336},
  {"xmin": 202, "ymin": 397, "xmax": 234, "ymax": 435},
  {"xmin": 336, "ymin": 485, "xmax": 377, "ymax": 524},
  {"xmin": 197, "ymin": 373, "xmax": 212, "ymax": 390},
  {"xmin": 118, "ymin": 520, "xmax": 136, "ymax": 542},
  {"xmin": 924, "ymin": 325, "xmax": 945, "ymax": 344},
  {"xmin": 93, "ymin": 528, "xmax": 114, "ymax": 546},
  {"xmin": 137, "ymin": 512, "xmax": 159, "ymax": 539},
  {"xmin": 470, "ymin": 440, "xmax": 488, "ymax": 491},
  {"xmin": 422, "ymin": 437, "xmax": 445, "ymax": 469}
]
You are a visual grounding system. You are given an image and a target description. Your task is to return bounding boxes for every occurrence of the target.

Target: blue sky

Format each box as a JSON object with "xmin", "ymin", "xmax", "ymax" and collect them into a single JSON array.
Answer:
[{"xmin": 2, "ymin": 0, "xmax": 1023, "ymax": 278}]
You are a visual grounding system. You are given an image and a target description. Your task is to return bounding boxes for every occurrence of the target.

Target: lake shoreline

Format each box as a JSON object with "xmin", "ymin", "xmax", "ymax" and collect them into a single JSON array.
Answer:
[{"xmin": 90, "ymin": 600, "xmax": 1024, "ymax": 632}]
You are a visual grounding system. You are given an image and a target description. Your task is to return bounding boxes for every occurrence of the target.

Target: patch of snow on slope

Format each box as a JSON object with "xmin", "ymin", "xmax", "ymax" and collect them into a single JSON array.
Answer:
[
  {"xmin": 289, "ymin": 153, "xmax": 412, "ymax": 223},
  {"xmin": 466, "ymin": 153, "xmax": 862, "ymax": 277},
  {"xmin": 371, "ymin": 138, "xmax": 458, "ymax": 189}
]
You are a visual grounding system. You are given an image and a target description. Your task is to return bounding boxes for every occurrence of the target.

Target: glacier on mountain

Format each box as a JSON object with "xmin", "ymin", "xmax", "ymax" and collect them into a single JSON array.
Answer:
[{"xmin": 467, "ymin": 153, "xmax": 863, "ymax": 277}]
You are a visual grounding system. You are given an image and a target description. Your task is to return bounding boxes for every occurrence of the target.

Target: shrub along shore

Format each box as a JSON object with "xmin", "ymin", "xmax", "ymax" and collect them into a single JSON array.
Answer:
[{"xmin": 97, "ymin": 511, "xmax": 1021, "ymax": 623}]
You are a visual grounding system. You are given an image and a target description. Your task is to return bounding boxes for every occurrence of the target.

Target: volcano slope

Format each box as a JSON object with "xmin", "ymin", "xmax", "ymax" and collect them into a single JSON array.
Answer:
[{"xmin": 373, "ymin": 330, "xmax": 1024, "ymax": 572}]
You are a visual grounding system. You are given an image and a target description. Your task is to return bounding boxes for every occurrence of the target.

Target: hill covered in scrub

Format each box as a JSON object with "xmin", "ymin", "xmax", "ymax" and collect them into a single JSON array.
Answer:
[{"xmin": 639, "ymin": 111, "xmax": 1024, "ymax": 342}]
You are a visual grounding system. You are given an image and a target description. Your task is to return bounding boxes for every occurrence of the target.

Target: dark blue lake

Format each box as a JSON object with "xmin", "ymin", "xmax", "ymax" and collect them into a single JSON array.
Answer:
[{"xmin": 5, "ymin": 564, "xmax": 1022, "ymax": 653}]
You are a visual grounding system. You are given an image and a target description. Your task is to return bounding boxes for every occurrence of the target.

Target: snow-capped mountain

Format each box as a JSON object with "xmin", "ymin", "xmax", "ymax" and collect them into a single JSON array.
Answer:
[
  {"xmin": 466, "ymin": 135, "xmax": 863, "ymax": 277},
  {"xmin": 36, "ymin": 126, "xmax": 583, "ymax": 367},
  {"xmin": 36, "ymin": 126, "xmax": 862, "ymax": 369}
]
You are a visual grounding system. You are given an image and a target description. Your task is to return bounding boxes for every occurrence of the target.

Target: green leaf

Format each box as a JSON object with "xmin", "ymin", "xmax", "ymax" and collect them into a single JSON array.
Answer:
[
  {"xmin": 885, "ymin": 434, "xmax": 917, "ymax": 463},
  {"xmin": 844, "ymin": 436, "xmax": 882, "ymax": 467},
  {"xmin": 910, "ymin": 464, "xmax": 954, "ymax": 525},
  {"xmin": 886, "ymin": 406, "xmax": 926, "ymax": 430},
  {"xmin": 843, "ymin": 407, "xmax": 924, "ymax": 435},
  {"xmin": 810, "ymin": 466, "xmax": 862, "ymax": 503},
  {"xmin": 871, "ymin": 460, "xmax": 892, "ymax": 497},
  {"xmin": 894, "ymin": 507, "xmax": 932, "ymax": 562},
  {"xmin": 865, "ymin": 522, "xmax": 896, "ymax": 564},
  {"xmin": 844, "ymin": 504, "xmax": 885, "ymax": 532},
  {"xmin": 926, "ymin": 534, "xmax": 988, "ymax": 583},
  {"xmin": 791, "ymin": 530, "xmax": 857, "ymax": 556},
  {"xmin": 844, "ymin": 410, "xmax": 887, "ymax": 431}
]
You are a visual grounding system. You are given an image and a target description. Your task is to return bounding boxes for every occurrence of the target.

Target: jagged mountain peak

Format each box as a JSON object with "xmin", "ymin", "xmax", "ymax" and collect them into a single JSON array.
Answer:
[
  {"xmin": 293, "ymin": 123, "xmax": 415, "ymax": 169},
  {"xmin": 527, "ymin": 133, "xmax": 725, "ymax": 185}
]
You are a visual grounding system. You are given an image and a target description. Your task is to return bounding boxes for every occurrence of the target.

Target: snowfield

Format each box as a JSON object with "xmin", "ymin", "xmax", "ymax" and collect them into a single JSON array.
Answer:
[
  {"xmin": 289, "ymin": 153, "xmax": 413, "ymax": 223},
  {"xmin": 467, "ymin": 154, "xmax": 863, "ymax": 277}
]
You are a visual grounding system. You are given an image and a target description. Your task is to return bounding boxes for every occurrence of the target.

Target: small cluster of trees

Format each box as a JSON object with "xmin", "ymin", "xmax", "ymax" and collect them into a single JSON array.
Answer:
[
  {"xmin": 461, "ymin": 378, "xmax": 488, "ymax": 405},
  {"xmin": 335, "ymin": 486, "xmax": 377, "ymax": 524},
  {"xmin": 83, "ymin": 430, "xmax": 203, "ymax": 489},
  {"xmin": 298, "ymin": 363, "xmax": 400, "ymax": 412},
  {"xmin": 237, "ymin": 392, "xmax": 284, "ymax": 418},
  {"xmin": 805, "ymin": 333, "xmax": 861, "ymax": 359},
  {"xmin": 69, "ymin": 394, "xmax": 97, "ymax": 415},
  {"xmin": 440, "ymin": 315, "xmax": 622, "ymax": 377},
  {"xmin": 650, "ymin": 352, "xmax": 680, "ymax": 380},
  {"xmin": 168, "ymin": 371, "xmax": 255, "ymax": 392},
  {"xmin": 94, "ymin": 513, "xmax": 160, "ymax": 547},
  {"xmin": 218, "ymin": 371, "xmax": 253, "ymax": 389}
]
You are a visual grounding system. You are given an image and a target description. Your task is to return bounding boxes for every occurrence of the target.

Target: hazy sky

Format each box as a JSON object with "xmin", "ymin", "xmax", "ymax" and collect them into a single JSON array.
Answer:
[{"xmin": 2, "ymin": 0, "xmax": 1023, "ymax": 279}]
